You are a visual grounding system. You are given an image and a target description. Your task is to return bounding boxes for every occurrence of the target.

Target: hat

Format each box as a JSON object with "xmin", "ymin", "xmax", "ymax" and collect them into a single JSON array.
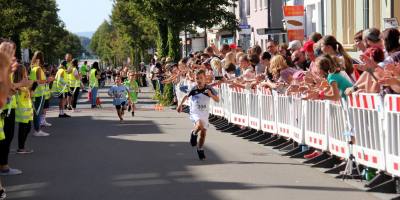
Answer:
[
  {"xmin": 229, "ymin": 43, "xmax": 237, "ymax": 49},
  {"xmin": 300, "ymin": 40, "xmax": 315, "ymax": 53},
  {"xmin": 363, "ymin": 28, "xmax": 381, "ymax": 42},
  {"xmin": 288, "ymin": 40, "xmax": 302, "ymax": 51}
]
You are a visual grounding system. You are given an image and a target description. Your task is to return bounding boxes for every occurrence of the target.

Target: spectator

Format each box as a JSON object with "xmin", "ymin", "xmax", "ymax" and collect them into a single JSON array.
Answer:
[
  {"xmin": 291, "ymin": 50, "xmax": 310, "ymax": 71},
  {"xmin": 266, "ymin": 40, "xmax": 278, "ymax": 56},
  {"xmin": 308, "ymin": 32, "xmax": 323, "ymax": 43},
  {"xmin": 288, "ymin": 40, "xmax": 302, "ymax": 54}
]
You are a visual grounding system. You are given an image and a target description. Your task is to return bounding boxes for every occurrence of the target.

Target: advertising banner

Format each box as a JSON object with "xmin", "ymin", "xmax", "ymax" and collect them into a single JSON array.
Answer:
[{"xmin": 283, "ymin": 5, "xmax": 305, "ymax": 41}]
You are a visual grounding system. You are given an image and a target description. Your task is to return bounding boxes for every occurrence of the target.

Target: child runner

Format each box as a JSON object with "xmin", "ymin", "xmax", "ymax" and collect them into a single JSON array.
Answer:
[
  {"xmin": 177, "ymin": 70, "xmax": 219, "ymax": 160},
  {"xmin": 124, "ymin": 71, "xmax": 139, "ymax": 117},
  {"xmin": 108, "ymin": 75, "xmax": 131, "ymax": 122}
]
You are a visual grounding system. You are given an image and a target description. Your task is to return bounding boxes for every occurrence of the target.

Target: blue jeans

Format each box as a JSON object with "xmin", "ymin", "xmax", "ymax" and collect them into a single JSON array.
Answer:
[
  {"xmin": 91, "ymin": 87, "xmax": 98, "ymax": 106},
  {"xmin": 158, "ymin": 80, "xmax": 164, "ymax": 95},
  {"xmin": 33, "ymin": 97, "xmax": 44, "ymax": 131}
]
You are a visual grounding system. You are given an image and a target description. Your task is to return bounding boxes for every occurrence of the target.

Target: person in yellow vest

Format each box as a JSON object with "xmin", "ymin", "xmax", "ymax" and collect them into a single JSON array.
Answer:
[
  {"xmin": 40, "ymin": 63, "xmax": 53, "ymax": 127},
  {"xmin": 69, "ymin": 59, "xmax": 81, "ymax": 112},
  {"xmin": 14, "ymin": 64, "xmax": 34, "ymax": 154},
  {"xmin": 29, "ymin": 51, "xmax": 52, "ymax": 136},
  {"xmin": 55, "ymin": 61, "xmax": 71, "ymax": 117},
  {"xmin": 65, "ymin": 53, "xmax": 73, "ymax": 110},
  {"xmin": 0, "ymin": 40, "xmax": 18, "ymax": 199},
  {"xmin": 89, "ymin": 62, "xmax": 100, "ymax": 108}
]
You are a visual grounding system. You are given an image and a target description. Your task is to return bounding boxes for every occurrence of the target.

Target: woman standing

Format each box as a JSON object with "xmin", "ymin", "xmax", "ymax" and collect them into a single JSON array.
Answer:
[
  {"xmin": 69, "ymin": 59, "xmax": 81, "ymax": 112},
  {"xmin": 89, "ymin": 62, "xmax": 100, "ymax": 108},
  {"xmin": 14, "ymin": 64, "xmax": 34, "ymax": 154},
  {"xmin": 29, "ymin": 51, "xmax": 50, "ymax": 136}
]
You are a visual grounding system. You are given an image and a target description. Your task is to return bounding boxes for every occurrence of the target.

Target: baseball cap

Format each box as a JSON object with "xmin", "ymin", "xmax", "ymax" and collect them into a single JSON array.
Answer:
[{"xmin": 300, "ymin": 40, "xmax": 315, "ymax": 53}]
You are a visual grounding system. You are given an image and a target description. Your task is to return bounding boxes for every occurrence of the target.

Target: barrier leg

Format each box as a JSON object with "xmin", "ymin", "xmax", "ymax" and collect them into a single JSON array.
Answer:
[
  {"xmin": 243, "ymin": 130, "xmax": 263, "ymax": 140},
  {"xmin": 232, "ymin": 128, "xmax": 249, "ymax": 136},
  {"xmin": 264, "ymin": 136, "xmax": 287, "ymax": 147},
  {"xmin": 238, "ymin": 129, "xmax": 257, "ymax": 138},
  {"xmin": 324, "ymin": 161, "xmax": 347, "ymax": 174},
  {"xmin": 290, "ymin": 148, "xmax": 315, "ymax": 158},
  {"xmin": 212, "ymin": 118, "xmax": 227, "ymax": 126},
  {"xmin": 221, "ymin": 125, "xmax": 240, "ymax": 133},
  {"xmin": 367, "ymin": 177, "xmax": 398, "ymax": 193},
  {"xmin": 215, "ymin": 120, "xmax": 229, "ymax": 129},
  {"xmin": 273, "ymin": 139, "xmax": 293, "ymax": 150},
  {"xmin": 365, "ymin": 172, "xmax": 394, "ymax": 189},
  {"xmin": 216, "ymin": 123, "xmax": 234, "ymax": 131},
  {"xmin": 250, "ymin": 131, "xmax": 270, "ymax": 142},
  {"xmin": 283, "ymin": 145, "xmax": 302, "ymax": 156},
  {"xmin": 279, "ymin": 141, "xmax": 298, "ymax": 152},
  {"xmin": 303, "ymin": 152, "xmax": 330, "ymax": 164},
  {"xmin": 311, "ymin": 156, "xmax": 342, "ymax": 168},
  {"xmin": 209, "ymin": 115, "xmax": 219, "ymax": 122},
  {"xmin": 258, "ymin": 134, "xmax": 277, "ymax": 144}
]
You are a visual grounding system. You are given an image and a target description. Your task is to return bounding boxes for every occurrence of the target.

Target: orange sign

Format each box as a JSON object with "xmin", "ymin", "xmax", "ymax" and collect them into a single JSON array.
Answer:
[{"xmin": 283, "ymin": 6, "xmax": 305, "ymax": 41}]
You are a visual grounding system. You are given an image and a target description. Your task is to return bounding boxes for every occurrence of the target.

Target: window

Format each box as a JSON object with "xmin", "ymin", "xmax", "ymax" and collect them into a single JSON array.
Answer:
[
  {"xmin": 254, "ymin": 0, "xmax": 257, "ymax": 11},
  {"xmin": 246, "ymin": 0, "xmax": 250, "ymax": 15},
  {"xmin": 259, "ymin": 0, "xmax": 262, "ymax": 9}
]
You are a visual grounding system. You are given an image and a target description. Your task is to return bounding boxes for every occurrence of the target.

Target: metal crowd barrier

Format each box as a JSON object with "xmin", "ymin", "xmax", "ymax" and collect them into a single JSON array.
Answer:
[
  {"xmin": 230, "ymin": 86, "xmax": 249, "ymax": 126},
  {"xmin": 327, "ymin": 101, "xmax": 351, "ymax": 159},
  {"xmin": 348, "ymin": 94, "xmax": 386, "ymax": 171},
  {"xmin": 211, "ymin": 84, "xmax": 223, "ymax": 116},
  {"xmin": 259, "ymin": 87, "xmax": 277, "ymax": 134},
  {"xmin": 291, "ymin": 97, "xmax": 305, "ymax": 144},
  {"xmin": 248, "ymin": 88, "xmax": 260, "ymax": 130},
  {"xmin": 276, "ymin": 95, "xmax": 292, "ymax": 138},
  {"xmin": 385, "ymin": 95, "xmax": 400, "ymax": 177},
  {"xmin": 304, "ymin": 100, "xmax": 329, "ymax": 152}
]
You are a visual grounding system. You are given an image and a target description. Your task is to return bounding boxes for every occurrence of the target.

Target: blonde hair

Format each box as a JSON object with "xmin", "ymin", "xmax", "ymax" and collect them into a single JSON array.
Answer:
[
  {"xmin": 224, "ymin": 52, "xmax": 236, "ymax": 68},
  {"xmin": 269, "ymin": 55, "xmax": 288, "ymax": 78}
]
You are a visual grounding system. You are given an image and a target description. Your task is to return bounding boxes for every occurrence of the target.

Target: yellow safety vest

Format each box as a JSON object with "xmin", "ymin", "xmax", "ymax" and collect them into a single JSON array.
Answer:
[
  {"xmin": 89, "ymin": 69, "xmax": 98, "ymax": 88},
  {"xmin": 15, "ymin": 87, "xmax": 33, "ymax": 123},
  {"xmin": 6, "ymin": 74, "xmax": 17, "ymax": 109},
  {"xmin": 29, "ymin": 65, "xmax": 46, "ymax": 97},
  {"xmin": 69, "ymin": 67, "xmax": 81, "ymax": 88},
  {"xmin": 44, "ymin": 84, "xmax": 51, "ymax": 100},
  {"xmin": 0, "ymin": 116, "xmax": 4, "ymax": 140},
  {"xmin": 55, "ymin": 67, "xmax": 68, "ymax": 93}
]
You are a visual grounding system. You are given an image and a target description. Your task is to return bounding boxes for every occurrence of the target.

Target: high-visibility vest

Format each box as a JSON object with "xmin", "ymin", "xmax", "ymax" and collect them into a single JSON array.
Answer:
[
  {"xmin": 89, "ymin": 68, "xmax": 98, "ymax": 88},
  {"xmin": 29, "ymin": 65, "xmax": 46, "ymax": 97},
  {"xmin": 15, "ymin": 87, "xmax": 33, "ymax": 123},
  {"xmin": 6, "ymin": 74, "xmax": 17, "ymax": 109},
  {"xmin": 69, "ymin": 67, "xmax": 81, "ymax": 88},
  {"xmin": 0, "ymin": 117, "xmax": 4, "ymax": 141},
  {"xmin": 65, "ymin": 63, "xmax": 72, "ymax": 86},
  {"xmin": 55, "ymin": 67, "xmax": 68, "ymax": 93},
  {"xmin": 44, "ymin": 84, "xmax": 51, "ymax": 100}
]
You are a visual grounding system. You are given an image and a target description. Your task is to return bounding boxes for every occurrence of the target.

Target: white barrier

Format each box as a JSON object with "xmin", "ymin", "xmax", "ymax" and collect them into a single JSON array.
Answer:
[
  {"xmin": 276, "ymin": 95, "xmax": 292, "ymax": 138},
  {"xmin": 304, "ymin": 100, "xmax": 329, "ymax": 151},
  {"xmin": 259, "ymin": 87, "xmax": 277, "ymax": 134},
  {"xmin": 384, "ymin": 95, "xmax": 400, "ymax": 177},
  {"xmin": 211, "ymin": 85, "xmax": 224, "ymax": 116},
  {"xmin": 348, "ymin": 94, "xmax": 386, "ymax": 171},
  {"xmin": 230, "ymin": 86, "xmax": 249, "ymax": 126},
  {"xmin": 290, "ymin": 97, "xmax": 305, "ymax": 144},
  {"xmin": 248, "ymin": 88, "xmax": 261, "ymax": 130},
  {"xmin": 327, "ymin": 101, "xmax": 350, "ymax": 159}
]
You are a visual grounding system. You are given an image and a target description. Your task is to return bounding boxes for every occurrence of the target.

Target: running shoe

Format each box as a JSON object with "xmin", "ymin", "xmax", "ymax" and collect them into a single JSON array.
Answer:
[
  {"xmin": 0, "ymin": 168, "xmax": 22, "ymax": 176},
  {"xmin": 131, "ymin": 112, "xmax": 135, "ymax": 117},
  {"xmin": 16, "ymin": 149, "xmax": 34, "ymax": 154},
  {"xmin": 67, "ymin": 105, "xmax": 73, "ymax": 110},
  {"xmin": 197, "ymin": 149, "xmax": 206, "ymax": 160},
  {"xmin": 190, "ymin": 132, "xmax": 198, "ymax": 147},
  {"xmin": 0, "ymin": 189, "xmax": 6, "ymax": 200},
  {"xmin": 33, "ymin": 130, "xmax": 50, "ymax": 137},
  {"xmin": 59, "ymin": 113, "xmax": 71, "ymax": 118},
  {"xmin": 41, "ymin": 121, "xmax": 52, "ymax": 127}
]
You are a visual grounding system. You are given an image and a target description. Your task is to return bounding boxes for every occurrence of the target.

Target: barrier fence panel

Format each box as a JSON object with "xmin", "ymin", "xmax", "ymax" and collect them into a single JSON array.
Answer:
[
  {"xmin": 221, "ymin": 83, "xmax": 231, "ymax": 122},
  {"xmin": 276, "ymin": 95, "xmax": 292, "ymax": 138},
  {"xmin": 230, "ymin": 87, "xmax": 248, "ymax": 126},
  {"xmin": 384, "ymin": 95, "xmax": 400, "ymax": 177},
  {"xmin": 290, "ymin": 97, "xmax": 305, "ymax": 144},
  {"xmin": 248, "ymin": 88, "xmax": 261, "ymax": 130},
  {"xmin": 327, "ymin": 101, "xmax": 350, "ymax": 159},
  {"xmin": 348, "ymin": 94, "xmax": 386, "ymax": 171},
  {"xmin": 259, "ymin": 87, "xmax": 277, "ymax": 134},
  {"xmin": 211, "ymin": 85, "xmax": 224, "ymax": 117},
  {"xmin": 304, "ymin": 100, "xmax": 329, "ymax": 151}
]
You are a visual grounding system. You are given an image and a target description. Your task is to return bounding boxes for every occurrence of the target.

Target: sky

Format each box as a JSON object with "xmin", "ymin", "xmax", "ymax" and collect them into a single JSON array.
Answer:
[{"xmin": 56, "ymin": 0, "xmax": 113, "ymax": 33}]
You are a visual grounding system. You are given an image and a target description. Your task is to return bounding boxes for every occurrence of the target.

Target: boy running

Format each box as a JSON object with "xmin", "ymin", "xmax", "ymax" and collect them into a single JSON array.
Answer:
[
  {"xmin": 177, "ymin": 70, "xmax": 219, "ymax": 160},
  {"xmin": 108, "ymin": 75, "xmax": 130, "ymax": 122},
  {"xmin": 124, "ymin": 71, "xmax": 139, "ymax": 117}
]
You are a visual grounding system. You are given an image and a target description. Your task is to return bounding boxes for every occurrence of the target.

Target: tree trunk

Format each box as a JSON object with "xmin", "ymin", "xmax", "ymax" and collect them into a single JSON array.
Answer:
[
  {"xmin": 11, "ymin": 34, "xmax": 22, "ymax": 60},
  {"xmin": 167, "ymin": 23, "xmax": 181, "ymax": 62},
  {"xmin": 157, "ymin": 20, "xmax": 168, "ymax": 58}
]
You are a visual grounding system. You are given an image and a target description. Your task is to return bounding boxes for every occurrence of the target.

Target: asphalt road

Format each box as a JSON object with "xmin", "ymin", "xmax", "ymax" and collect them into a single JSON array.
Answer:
[{"xmin": 2, "ymin": 86, "xmax": 398, "ymax": 200}]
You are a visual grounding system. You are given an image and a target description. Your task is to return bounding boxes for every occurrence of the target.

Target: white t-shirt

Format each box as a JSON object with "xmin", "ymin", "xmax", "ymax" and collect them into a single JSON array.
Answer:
[{"xmin": 188, "ymin": 85, "xmax": 217, "ymax": 116}]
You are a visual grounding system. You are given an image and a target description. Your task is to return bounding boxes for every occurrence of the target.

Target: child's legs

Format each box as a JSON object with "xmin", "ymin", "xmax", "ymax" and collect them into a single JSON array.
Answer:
[{"xmin": 18, "ymin": 121, "xmax": 32, "ymax": 150}]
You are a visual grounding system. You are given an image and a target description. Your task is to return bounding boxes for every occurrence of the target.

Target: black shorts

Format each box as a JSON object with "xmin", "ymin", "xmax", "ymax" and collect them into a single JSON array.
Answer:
[
  {"xmin": 58, "ymin": 92, "xmax": 69, "ymax": 99},
  {"xmin": 115, "ymin": 101, "xmax": 126, "ymax": 110},
  {"xmin": 82, "ymin": 75, "xmax": 88, "ymax": 84},
  {"xmin": 44, "ymin": 99, "xmax": 50, "ymax": 109}
]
